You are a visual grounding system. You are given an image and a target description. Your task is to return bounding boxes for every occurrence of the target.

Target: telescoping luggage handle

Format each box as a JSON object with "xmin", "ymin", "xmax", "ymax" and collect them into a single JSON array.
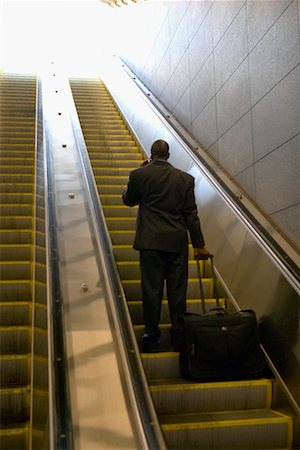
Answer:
[{"xmin": 195, "ymin": 255, "xmax": 220, "ymax": 314}]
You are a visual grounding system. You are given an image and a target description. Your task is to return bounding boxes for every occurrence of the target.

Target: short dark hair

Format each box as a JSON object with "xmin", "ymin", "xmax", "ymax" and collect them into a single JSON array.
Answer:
[{"xmin": 151, "ymin": 140, "xmax": 169, "ymax": 159}]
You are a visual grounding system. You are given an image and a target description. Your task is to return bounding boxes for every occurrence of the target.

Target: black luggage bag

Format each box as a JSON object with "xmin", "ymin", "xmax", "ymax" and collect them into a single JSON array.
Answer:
[{"xmin": 180, "ymin": 257, "xmax": 265, "ymax": 381}]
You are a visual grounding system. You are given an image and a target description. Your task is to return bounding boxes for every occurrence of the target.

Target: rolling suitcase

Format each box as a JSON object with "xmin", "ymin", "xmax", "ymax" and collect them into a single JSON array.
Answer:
[{"xmin": 180, "ymin": 257, "xmax": 265, "ymax": 381}]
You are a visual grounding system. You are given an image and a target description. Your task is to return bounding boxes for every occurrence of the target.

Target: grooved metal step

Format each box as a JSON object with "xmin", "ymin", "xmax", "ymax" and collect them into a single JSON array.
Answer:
[
  {"xmin": 69, "ymin": 77, "xmax": 294, "ymax": 450},
  {"xmin": 150, "ymin": 378, "xmax": 273, "ymax": 414},
  {"xmin": 160, "ymin": 409, "xmax": 293, "ymax": 450}
]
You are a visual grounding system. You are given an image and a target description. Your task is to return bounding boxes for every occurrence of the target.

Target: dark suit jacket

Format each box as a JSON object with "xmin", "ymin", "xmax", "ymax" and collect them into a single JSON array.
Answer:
[{"xmin": 122, "ymin": 159, "xmax": 205, "ymax": 254}]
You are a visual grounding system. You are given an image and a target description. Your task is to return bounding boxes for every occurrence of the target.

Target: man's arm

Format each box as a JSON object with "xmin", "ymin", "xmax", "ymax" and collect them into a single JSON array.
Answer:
[
  {"xmin": 122, "ymin": 171, "xmax": 140, "ymax": 206},
  {"xmin": 183, "ymin": 177, "xmax": 212, "ymax": 259}
]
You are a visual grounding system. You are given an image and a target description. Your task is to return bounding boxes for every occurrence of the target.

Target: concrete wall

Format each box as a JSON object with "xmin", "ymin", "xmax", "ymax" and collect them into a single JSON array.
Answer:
[{"xmin": 117, "ymin": 0, "xmax": 300, "ymax": 252}]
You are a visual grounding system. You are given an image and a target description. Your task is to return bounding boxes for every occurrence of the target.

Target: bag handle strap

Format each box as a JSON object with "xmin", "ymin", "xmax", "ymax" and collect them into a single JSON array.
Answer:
[
  {"xmin": 195, "ymin": 257, "xmax": 206, "ymax": 314},
  {"xmin": 195, "ymin": 255, "xmax": 220, "ymax": 314}
]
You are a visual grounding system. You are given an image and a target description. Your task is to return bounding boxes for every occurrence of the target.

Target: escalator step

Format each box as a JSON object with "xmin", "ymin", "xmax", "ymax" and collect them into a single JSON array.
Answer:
[
  {"xmin": 0, "ymin": 230, "xmax": 32, "ymax": 244},
  {"xmin": 122, "ymin": 277, "xmax": 213, "ymax": 300},
  {"xmin": 0, "ymin": 423, "xmax": 29, "ymax": 450},
  {"xmin": 0, "ymin": 261, "xmax": 31, "ymax": 279},
  {"xmin": 0, "ymin": 217, "xmax": 33, "ymax": 229},
  {"xmin": 0, "ymin": 354, "xmax": 31, "ymax": 387},
  {"xmin": 0, "ymin": 302, "xmax": 31, "ymax": 326},
  {"xmin": 160, "ymin": 409, "xmax": 293, "ymax": 450},
  {"xmin": 150, "ymin": 378, "xmax": 273, "ymax": 414},
  {"xmin": 0, "ymin": 184, "xmax": 33, "ymax": 194},
  {"xmin": 0, "ymin": 280, "xmax": 31, "ymax": 301},
  {"xmin": 0, "ymin": 327, "xmax": 32, "ymax": 354},
  {"xmin": 128, "ymin": 298, "xmax": 224, "ymax": 325},
  {"xmin": 0, "ymin": 245, "xmax": 32, "ymax": 260},
  {"xmin": 0, "ymin": 386, "xmax": 30, "ymax": 422},
  {"xmin": 0, "ymin": 194, "xmax": 33, "ymax": 204}
]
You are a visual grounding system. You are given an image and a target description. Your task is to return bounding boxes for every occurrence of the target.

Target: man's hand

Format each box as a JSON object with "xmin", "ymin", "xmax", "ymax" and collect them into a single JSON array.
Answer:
[{"xmin": 194, "ymin": 247, "xmax": 213, "ymax": 260}]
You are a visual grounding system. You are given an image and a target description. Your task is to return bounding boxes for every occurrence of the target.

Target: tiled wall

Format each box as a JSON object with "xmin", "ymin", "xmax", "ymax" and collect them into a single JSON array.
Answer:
[{"xmin": 119, "ymin": 0, "xmax": 300, "ymax": 251}]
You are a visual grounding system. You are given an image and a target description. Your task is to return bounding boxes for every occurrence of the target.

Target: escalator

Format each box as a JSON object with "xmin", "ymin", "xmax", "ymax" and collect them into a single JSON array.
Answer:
[
  {"xmin": 0, "ymin": 74, "xmax": 48, "ymax": 449},
  {"xmin": 69, "ymin": 78, "xmax": 294, "ymax": 450}
]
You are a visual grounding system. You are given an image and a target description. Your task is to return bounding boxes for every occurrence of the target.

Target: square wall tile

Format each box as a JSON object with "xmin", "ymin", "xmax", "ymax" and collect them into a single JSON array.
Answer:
[
  {"xmin": 270, "ymin": 203, "xmax": 300, "ymax": 249},
  {"xmin": 218, "ymin": 113, "xmax": 254, "ymax": 176},
  {"xmin": 173, "ymin": 87, "xmax": 192, "ymax": 130},
  {"xmin": 168, "ymin": 10, "xmax": 189, "ymax": 72},
  {"xmin": 246, "ymin": 0, "xmax": 292, "ymax": 52},
  {"xmin": 191, "ymin": 97, "xmax": 218, "ymax": 149},
  {"xmin": 167, "ymin": 0, "xmax": 189, "ymax": 40},
  {"xmin": 185, "ymin": 0, "xmax": 213, "ymax": 43},
  {"xmin": 255, "ymin": 134, "xmax": 300, "ymax": 214},
  {"xmin": 168, "ymin": 52, "xmax": 191, "ymax": 111},
  {"xmin": 252, "ymin": 64, "xmax": 300, "ymax": 160},
  {"xmin": 216, "ymin": 60, "xmax": 251, "ymax": 136},
  {"xmin": 188, "ymin": 9, "xmax": 214, "ymax": 82},
  {"xmin": 214, "ymin": 5, "xmax": 248, "ymax": 91},
  {"xmin": 190, "ymin": 55, "xmax": 215, "ymax": 121},
  {"xmin": 211, "ymin": 0, "xmax": 244, "ymax": 46},
  {"xmin": 234, "ymin": 165, "xmax": 256, "ymax": 200},
  {"xmin": 249, "ymin": 1, "xmax": 300, "ymax": 105}
]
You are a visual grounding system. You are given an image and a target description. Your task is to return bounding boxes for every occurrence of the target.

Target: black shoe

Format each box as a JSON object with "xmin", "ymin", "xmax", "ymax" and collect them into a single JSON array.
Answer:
[{"xmin": 141, "ymin": 333, "xmax": 160, "ymax": 353}]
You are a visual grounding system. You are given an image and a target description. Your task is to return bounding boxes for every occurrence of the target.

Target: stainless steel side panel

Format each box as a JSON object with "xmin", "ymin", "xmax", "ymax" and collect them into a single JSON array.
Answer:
[{"xmin": 101, "ymin": 58, "xmax": 300, "ymax": 414}]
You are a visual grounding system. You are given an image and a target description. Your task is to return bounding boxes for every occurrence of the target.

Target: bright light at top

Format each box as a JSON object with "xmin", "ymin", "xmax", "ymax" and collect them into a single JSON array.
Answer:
[{"xmin": 0, "ymin": 0, "xmax": 121, "ymax": 77}]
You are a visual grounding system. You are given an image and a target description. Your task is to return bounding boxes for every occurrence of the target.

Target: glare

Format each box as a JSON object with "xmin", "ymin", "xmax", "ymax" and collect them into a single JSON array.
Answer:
[{"xmin": 0, "ymin": 0, "xmax": 121, "ymax": 77}]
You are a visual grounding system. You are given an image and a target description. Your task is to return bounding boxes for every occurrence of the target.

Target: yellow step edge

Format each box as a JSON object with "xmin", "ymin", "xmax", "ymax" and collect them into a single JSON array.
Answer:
[
  {"xmin": 93, "ymin": 168, "xmax": 136, "ymax": 172},
  {"xmin": 0, "ymin": 353, "xmax": 31, "ymax": 361},
  {"xmin": 0, "ymin": 280, "xmax": 31, "ymax": 284},
  {"xmin": 0, "ymin": 427, "xmax": 28, "ymax": 437},
  {"xmin": 0, "ymin": 353, "xmax": 47, "ymax": 364},
  {"xmin": 0, "ymin": 385, "xmax": 30, "ymax": 395},
  {"xmin": 100, "ymin": 195, "xmax": 128, "ymax": 200},
  {"xmin": 0, "ymin": 193, "xmax": 33, "ymax": 197},
  {"xmin": 0, "ymin": 325, "xmax": 46, "ymax": 333},
  {"xmin": 0, "ymin": 301, "xmax": 46, "ymax": 310},
  {"xmin": 150, "ymin": 378, "xmax": 273, "ymax": 393},
  {"xmin": 117, "ymin": 260, "xmax": 208, "ymax": 265},
  {"xmin": 142, "ymin": 352, "xmax": 178, "ymax": 360},
  {"xmin": 0, "ymin": 183, "xmax": 33, "ymax": 186},
  {"xmin": 110, "ymin": 230, "xmax": 135, "ymax": 234},
  {"xmin": 91, "ymin": 160, "xmax": 141, "ymax": 164},
  {"xmin": 89, "ymin": 151, "xmax": 142, "ymax": 155},
  {"xmin": 134, "ymin": 324, "xmax": 169, "ymax": 332},
  {"xmin": 0, "ymin": 300, "xmax": 31, "ymax": 306},
  {"xmin": 113, "ymin": 244, "xmax": 135, "ymax": 249},
  {"xmin": 128, "ymin": 298, "xmax": 224, "ymax": 306},
  {"xmin": 0, "ymin": 261, "xmax": 31, "ymax": 265},
  {"xmin": 0, "ymin": 244, "xmax": 32, "ymax": 248},
  {"xmin": 98, "ymin": 184, "xmax": 128, "ymax": 188},
  {"xmin": 0, "ymin": 203, "xmax": 33, "ymax": 206},
  {"xmin": 0, "ymin": 158, "xmax": 34, "ymax": 161},
  {"xmin": 161, "ymin": 411, "xmax": 293, "ymax": 432},
  {"xmin": 103, "ymin": 205, "xmax": 137, "ymax": 209},
  {"xmin": 95, "ymin": 176, "xmax": 128, "ymax": 179},
  {"xmin": 106, "ymin": 217, "xmax": 135, "ymax": 221}
]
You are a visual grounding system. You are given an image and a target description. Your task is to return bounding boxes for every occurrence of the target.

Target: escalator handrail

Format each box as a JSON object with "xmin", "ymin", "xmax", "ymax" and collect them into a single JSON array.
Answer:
[
  {"xmin": 118, "ymin": 58, "xmax": 300, "ymax": 293},
  {"xmin": 68, "ymin": 81, "xmax": 167, "ymax": 450}
]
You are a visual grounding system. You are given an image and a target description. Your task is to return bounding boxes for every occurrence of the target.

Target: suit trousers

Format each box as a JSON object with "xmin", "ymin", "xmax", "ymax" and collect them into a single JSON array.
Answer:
[{"xmin": 139, "ymin": 249, "xmax": 188, "ymax": 341}]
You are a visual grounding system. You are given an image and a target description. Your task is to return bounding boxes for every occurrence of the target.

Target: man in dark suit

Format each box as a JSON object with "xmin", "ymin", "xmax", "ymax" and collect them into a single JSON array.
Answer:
[{"xmin": 122, "ymin": 139, "xmax": 211, "ymax": 352}]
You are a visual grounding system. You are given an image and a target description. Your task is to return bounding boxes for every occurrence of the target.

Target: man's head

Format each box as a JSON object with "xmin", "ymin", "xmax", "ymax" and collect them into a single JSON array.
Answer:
[{"xmin": 150, "ymin": 140, "xmax": 169, "ymax": 160}]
